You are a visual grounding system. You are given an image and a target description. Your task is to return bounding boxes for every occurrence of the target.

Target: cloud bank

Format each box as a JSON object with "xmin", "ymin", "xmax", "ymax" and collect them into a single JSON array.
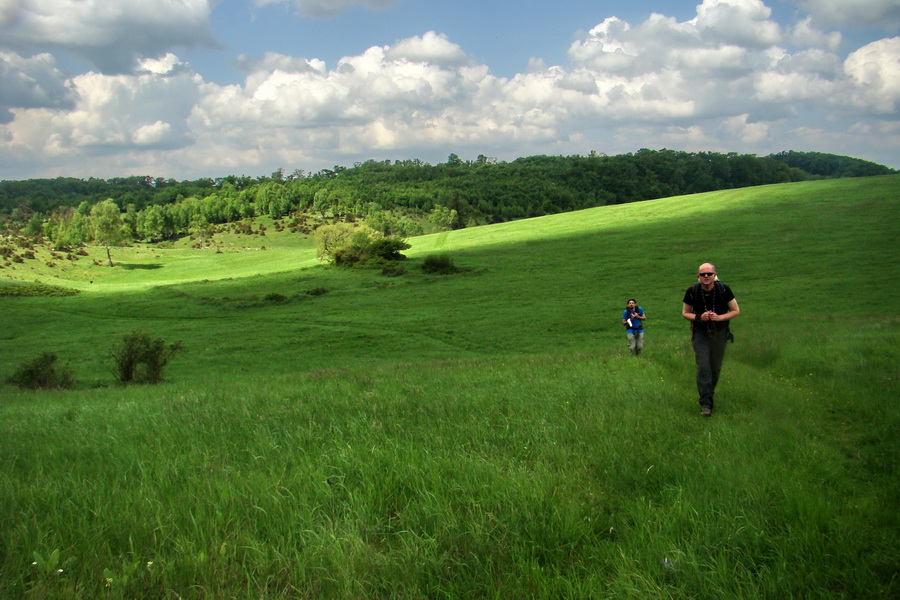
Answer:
[
  {"xmin": 0, "ymin": 0, "xmax": 216, "ymax": 73},
  {"xmin": 0, "ymin": 0, "xmax": 898, "ymax": 178},
  {"xmin": 789, "ymin": 0, "xmax": 900, "ymax": 29}
]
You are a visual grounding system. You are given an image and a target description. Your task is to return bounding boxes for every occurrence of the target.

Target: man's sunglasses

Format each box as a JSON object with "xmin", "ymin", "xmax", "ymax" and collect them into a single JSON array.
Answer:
[{"xmin": 698, "ymin": 272, "xmax": 715, "ymax": 277}]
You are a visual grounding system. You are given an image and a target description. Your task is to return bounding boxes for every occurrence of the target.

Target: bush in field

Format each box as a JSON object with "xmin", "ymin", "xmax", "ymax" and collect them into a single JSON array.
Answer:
[
  {"xmin": 314, "ymin": 223, "xmax": 360, "ymax": 261},
  {"xmin": 421, "ymin": 254, "xmax": 460, "ymax": 274},
  {"xmin": 316, "ymin": 223, "xmax": 410, "ymax": 268},
  {"xmin": 110, "ymin": 332, "xmax": 182, "ymax": 383},
  {"xmin": 331, "ymin": 231, "xmax": 373, "ymax": 266},
  {"xmin": 368, "ymin": 237, "xmax": 411, "ymax": 261},
  {"xmin": 7, "ymin": 352, "xmax": 75, "ymax": 390}
]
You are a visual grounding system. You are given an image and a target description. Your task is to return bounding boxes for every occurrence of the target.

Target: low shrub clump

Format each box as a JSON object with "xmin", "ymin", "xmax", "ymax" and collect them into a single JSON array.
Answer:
[
  {"xmin": 314, "ymin": 224, "xmax": 410, "ymax": 268},
  {"xmin": 421, "ymin": 254, "xmax": 460, "ymax": 274},
  {"xmin": 332, "ymin": 233, "xmax": 411, "ymax": 268},
  {"xmin": 110, "ymin": 331, "xmax": 183, "ymax": 384},
  {"xmin": 7, "ymin": 352, "xmax": 75, "ymax": 390}
]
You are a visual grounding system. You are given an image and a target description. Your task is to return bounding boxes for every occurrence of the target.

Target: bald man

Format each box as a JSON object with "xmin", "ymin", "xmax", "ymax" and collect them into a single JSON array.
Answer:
[{"xmin": 682, "ymin": 263, "xmax": 740, "ymax": 416}]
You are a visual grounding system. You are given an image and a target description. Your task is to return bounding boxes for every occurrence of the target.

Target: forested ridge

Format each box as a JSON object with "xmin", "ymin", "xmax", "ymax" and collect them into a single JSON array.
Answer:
[{"xmin": 1, "ymin": 149, "xmax": 894, "ymax": 244}]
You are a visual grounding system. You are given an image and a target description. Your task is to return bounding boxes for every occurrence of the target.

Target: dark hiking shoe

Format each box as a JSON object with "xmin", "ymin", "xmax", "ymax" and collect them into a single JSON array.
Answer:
[{"xmin": 701, "ymin": 407, "xmax": 712, "ymax": 417}]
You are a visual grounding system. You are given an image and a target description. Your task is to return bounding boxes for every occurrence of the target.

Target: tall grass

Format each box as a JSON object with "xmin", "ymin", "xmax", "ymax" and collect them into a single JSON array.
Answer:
[{"xmin": 1, "ymin": 176, "xmax": 897, "ymax": 598}]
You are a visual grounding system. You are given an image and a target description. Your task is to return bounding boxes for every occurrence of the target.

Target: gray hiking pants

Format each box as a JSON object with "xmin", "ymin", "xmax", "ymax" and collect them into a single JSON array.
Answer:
[
  {"xmin": 691, "ymin": 326, "xmax": 729, "ymax": 409},
  {"xmin": 627, "ymin": 331, "xmax": 644, "ymax": 355}
]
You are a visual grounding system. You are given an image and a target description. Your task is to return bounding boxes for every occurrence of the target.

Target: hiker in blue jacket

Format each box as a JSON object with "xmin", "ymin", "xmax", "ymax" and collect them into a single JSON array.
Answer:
[{"xmin": 622, "ymin": 298, "xmax": 646, "ymax": 356}]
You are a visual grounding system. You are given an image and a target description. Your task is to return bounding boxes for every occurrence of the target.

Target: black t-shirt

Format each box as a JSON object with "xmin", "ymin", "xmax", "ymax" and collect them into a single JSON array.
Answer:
[{"xmin": 683, "ymin": 282, "xmax": 735, "ymax": 316}]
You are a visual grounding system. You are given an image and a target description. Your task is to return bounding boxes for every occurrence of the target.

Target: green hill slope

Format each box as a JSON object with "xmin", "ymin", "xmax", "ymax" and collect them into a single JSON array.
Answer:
[
  {"xmin": 2, "ymin": 175, "xmax": 898, "ymax": 377},
  {"xmin": 1, "ymin": 176, "xmax": 897, "ymax": 599}
]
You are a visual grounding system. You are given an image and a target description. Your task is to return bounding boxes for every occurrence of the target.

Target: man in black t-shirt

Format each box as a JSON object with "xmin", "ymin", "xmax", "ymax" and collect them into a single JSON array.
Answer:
[{"xmin": 682, "ymin": 263, "xmax": 740, "ymax": 417}]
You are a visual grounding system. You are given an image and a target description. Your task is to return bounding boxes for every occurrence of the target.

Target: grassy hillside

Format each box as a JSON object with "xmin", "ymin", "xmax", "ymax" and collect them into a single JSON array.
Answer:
[{"xmin": 1, "ymin": 176, "xmax": 897, "ymax": 598}]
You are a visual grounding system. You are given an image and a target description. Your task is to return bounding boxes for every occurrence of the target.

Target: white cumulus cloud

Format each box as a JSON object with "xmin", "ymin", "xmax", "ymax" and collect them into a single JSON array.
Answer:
[
  {"xmin": 693, "ymin": 0, "xmax": 782, "ymax": 48},
  {"xmin": 789, "ymin": 17, "xmax": 841, "ymax": 51},
  {"xmin": 0, "ymin": 0, "xmax": 23, "ymax": 26},
  {"xmin": 386, "ymin": 31, "xmax": 470, "ymax": 67},
  {"xmin": 0, "ymin": 0, "xmax": 216, "ymax": 73},
  {"xmin": 0, "ymin": 51, "xmax": 76, "ymax": 122},
  {"xmin": 842, "ymin": 37, "xmax": 900, "ymax": 114},
  {"xmin": 787, "ymin": 0, "xmax": 900, "ymax": 30},
  {"xmin": 132, "ymin": 120, "xmax": 173, "ymax": 146},
  {"xmin": 3, "ymin": 53, "xmax": 199, "ymax": 164}
]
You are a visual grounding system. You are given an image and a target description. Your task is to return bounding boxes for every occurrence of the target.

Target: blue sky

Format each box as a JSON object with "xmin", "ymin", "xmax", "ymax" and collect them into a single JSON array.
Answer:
[{"xmin": 1, "ymin": 0, "xmax": 898, "ymax": 180}]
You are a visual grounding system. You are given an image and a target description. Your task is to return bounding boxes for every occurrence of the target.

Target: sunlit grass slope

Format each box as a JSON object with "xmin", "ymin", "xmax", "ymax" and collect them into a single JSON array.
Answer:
[
  {"xmin": 0, "ymin": 215, "xmax": 319, "ymax": 291},
  {"xmin": 1, "ymin": 176, "xmax": 898, "ymax": 599}
]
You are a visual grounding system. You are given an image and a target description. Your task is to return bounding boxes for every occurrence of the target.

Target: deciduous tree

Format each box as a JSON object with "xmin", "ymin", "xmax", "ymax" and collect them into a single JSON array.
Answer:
[{"xmin": 90, "ymin": 199, "xmax": 130, "ymax": 266}]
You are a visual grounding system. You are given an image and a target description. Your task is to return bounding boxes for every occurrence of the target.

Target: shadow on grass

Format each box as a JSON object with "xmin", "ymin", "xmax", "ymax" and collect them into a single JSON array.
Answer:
[{"xmin": 119, "ymin": 263, "xmax": 164, "ymax": 271}]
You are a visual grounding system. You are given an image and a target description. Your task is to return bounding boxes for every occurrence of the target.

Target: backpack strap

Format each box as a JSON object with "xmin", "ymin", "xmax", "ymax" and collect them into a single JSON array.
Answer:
[{"xmin": 689, "ymin": 283, "xmax": 702, "ymax": 312}]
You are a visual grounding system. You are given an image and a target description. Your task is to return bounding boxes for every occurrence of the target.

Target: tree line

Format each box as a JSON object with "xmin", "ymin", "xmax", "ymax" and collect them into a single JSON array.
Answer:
[{"xmin": 1, "ymin": 150, "xmax": 894, "ymax": 246}]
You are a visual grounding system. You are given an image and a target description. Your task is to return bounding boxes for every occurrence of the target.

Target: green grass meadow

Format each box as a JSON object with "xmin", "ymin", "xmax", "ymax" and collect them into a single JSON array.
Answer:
[{"xmin": 1, "ymin": 176, "xmax": 898, "ymax": 598}]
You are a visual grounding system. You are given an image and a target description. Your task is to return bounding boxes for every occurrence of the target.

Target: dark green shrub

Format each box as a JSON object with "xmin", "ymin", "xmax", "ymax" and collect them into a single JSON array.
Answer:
[
  {"xmin": 264, "ymin": 292, "xmax": 288, "ymax": 302},
  {"xmin": 368, "ymin": 237, "xmax": 411, "ymax": 261},
  {"xmin": 111, "ymin": 332, "xmax": 182, "ymax": 384},
  {"xmin": 421, "ymin": 254, "xmax": 460, "ymax": 274},
  {"xmin": 332, "ymin": 246, "xmax": 364, "ymax": 266},
  {"xmin": 7, "ymin": 352, "xmax": 75, "ymax": 390},
  {"xmin": 332, "ymin": 231, "xmax": 373, "ymax": 266},
  {"xmin": 320, "ymin": 226, "xmax": 411, "ymax": 268}
]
